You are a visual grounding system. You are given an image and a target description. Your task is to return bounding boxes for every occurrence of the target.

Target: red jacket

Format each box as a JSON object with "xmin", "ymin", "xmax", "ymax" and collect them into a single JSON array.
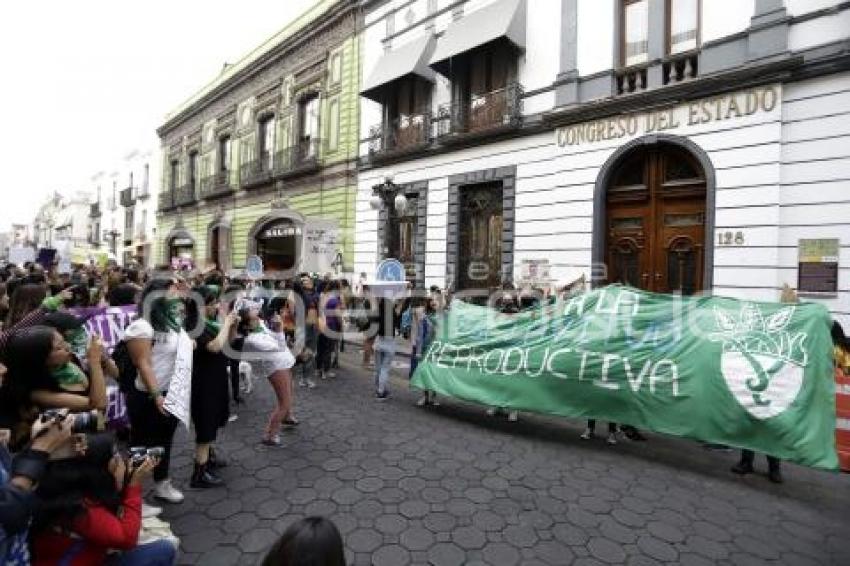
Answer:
[{"xmin": 33, "ymin": 485, "xmax": 142, "ymax": 565}]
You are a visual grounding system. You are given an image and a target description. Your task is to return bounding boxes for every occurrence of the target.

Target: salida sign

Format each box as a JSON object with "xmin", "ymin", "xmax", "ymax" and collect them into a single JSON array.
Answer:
[
  {"xmin": 412, "ymin": 285, "xmax": 838, "ymax": 470},
  {"xmin": 555, "ymin": 86, "xmax": 779, "ymax": 148}
]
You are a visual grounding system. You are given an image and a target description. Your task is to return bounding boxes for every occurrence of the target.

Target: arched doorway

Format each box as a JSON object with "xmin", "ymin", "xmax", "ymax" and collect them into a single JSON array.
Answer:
[
  {"xmin": 595, "ymin": 137, "xmax": 713, "ymax": 295},
  {"xmin": 165, "ymin": 228, "xmax": 195, "ymax": 270},
  {"xmin": 247, "ymin": 208, "xmax": 305, "ymax": 278}
]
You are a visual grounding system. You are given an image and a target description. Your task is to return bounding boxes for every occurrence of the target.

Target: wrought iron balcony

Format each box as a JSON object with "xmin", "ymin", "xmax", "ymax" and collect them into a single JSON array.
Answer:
[
  {"xmin": 120, "ymin": 187, "xmax": 135, "ymax": 208},
  {"xmin": 368, "ymin": 113, "xmax": 432, "ymax": 159},
  {"xmin": 274, "ymin": 139, "xmax": 321, "ymax": 178},
  {"xmin": 436, "ymin": 83, "xmax": 523, "ymax": 139},
  {"xmin": 199, "ymin": 171, "xmax": 234, "ymax": 199},
  {"xmin": 158, "ymin": 190, "xmax": 175, "ymax": 211},
  {"xmin": 89, "ymin": 202, "xmax": 101, "ymax": 218},
  {"xmin": 240, "ymin": 154, "xmax": 273, "ymax": 189},
  {"xmin": 174, "ymin": 183, "xmax": 196, "ymax": 206}
]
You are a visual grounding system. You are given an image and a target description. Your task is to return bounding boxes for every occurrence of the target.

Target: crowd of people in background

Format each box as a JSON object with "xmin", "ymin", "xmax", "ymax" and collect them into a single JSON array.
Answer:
[{"xmin": 0, "ymin": 259, "xmax": 848, "ymax": 564}]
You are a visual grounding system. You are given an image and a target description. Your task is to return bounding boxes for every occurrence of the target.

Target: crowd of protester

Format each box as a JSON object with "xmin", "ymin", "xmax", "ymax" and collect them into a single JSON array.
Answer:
[
  {"xmin": 0, "ymin": 259, "xmax": 848, "ymax": 564},
  {"xmin": 0, "ymin": 260, "xmax": 367, "ymax": 564}
]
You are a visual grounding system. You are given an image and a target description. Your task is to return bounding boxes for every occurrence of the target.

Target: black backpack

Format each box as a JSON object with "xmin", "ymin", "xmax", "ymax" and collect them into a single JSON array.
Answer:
[{"xmin": 112, "ymin": 340, "xmax": 138, "ymax": 394}]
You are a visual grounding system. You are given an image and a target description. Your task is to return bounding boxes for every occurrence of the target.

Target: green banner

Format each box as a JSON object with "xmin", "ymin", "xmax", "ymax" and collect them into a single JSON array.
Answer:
[{"xmin": 412, "ymin": 286, "xmax": 838, "ymax": 470}]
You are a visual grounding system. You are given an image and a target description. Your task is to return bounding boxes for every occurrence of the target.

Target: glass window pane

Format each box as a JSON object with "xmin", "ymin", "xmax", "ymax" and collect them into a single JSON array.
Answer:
[
  {"xmin": 624, "ymin": 0, "xmax": 649, "ymax": 66},
  {"xmin": 670, "ymin": 0, "xmax": 699, "ymax": 54}
]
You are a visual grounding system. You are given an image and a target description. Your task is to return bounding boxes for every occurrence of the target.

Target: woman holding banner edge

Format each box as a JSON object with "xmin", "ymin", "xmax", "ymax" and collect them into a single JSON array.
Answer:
[{"xmin": 124, "ymin": 278, "xmax": 187, "ymax": 504}]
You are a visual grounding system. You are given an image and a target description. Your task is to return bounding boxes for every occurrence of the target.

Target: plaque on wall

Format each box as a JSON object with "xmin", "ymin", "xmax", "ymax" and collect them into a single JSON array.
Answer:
[{"xmin": 798, "ymin": 238, "xmax": 839, "ymax": 295}]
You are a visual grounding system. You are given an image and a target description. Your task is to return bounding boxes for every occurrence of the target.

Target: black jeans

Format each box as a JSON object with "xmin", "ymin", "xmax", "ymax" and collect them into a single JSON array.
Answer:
[
  {"xmin": 126, "ymin": 388, "xmax": 179, "ymax": 482},
  {"xmin": 317, "ymin": 334, "xmax": 338, "ymax": 373},
  {"xmin": 740, "ymin": 449, "xmax": 781, "ymax": 471}
]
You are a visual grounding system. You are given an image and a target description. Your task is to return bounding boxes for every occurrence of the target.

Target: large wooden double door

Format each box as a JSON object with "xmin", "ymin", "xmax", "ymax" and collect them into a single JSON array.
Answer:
[{"xmin": 606, "ymin": 145, "xmax": 707, "ymax": 295}]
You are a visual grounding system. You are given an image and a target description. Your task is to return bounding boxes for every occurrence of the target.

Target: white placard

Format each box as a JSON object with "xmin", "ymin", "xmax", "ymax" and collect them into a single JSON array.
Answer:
[
  {"xmin": 163, "ymin": 329, "xmax": 194, "ymax": 430},
  {"xmin": 300, "ymin": 219, "xmax": 340, "ymax": 274}
]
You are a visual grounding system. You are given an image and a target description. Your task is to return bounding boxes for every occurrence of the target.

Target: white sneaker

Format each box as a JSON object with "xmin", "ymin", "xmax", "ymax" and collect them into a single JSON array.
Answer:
[
  {"xmin": 507, "ymin": 411, "xmax": 519, "ymax": 422},
  {"xmin": 319, "ymin": 371, "xmax": 327, "ymax": 380},
  {"xmin": 606, "ymin": 433, "xmax": 618, "ymax": 445},
  {"xmin": 306, "ymin": 379, "xmax": 317, "ymax": 389},
  {"xmin": 153, "ymin": 480, "xmax": 185, "ymax": 504},
  {"xmin": 299, "ymin": 378, "xmax": 307, "ymax": 388},
  {"xmin": 416, "ymin": 396, "xmax": 428, "ymax": 407},
  {"xmin": 326, "ymin": 370, "xmax": 337, "ymax": 378},
  {"xmin": 142, "ymin": 503, "xmax": 163, "ymax": 518},
  {"xmin": 228, "ymin": 413, "xmax": 239, "ymax": 423},
  {"xmin": 580, "ymin": 429, "xmax": 594, "ymax": 440},
  {"xmin": 486, "ymin": 407, "xmax": 498, "ymax": 417}
]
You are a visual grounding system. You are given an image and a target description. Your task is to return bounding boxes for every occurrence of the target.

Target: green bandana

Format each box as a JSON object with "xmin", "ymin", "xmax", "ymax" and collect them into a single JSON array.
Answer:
[
  {"xmin": 52, "ymin": 362, "xmax": 88, "ymax": 388},
  {"xmin": 160, "ymin": 298, "xmax": 183, "ymax": 332},
  {"xmin": 205, "ymin": 317, "xmax": 222, "ymax": 335},
  {"xmin": 66, "ymin": 328, "xmax": 89, "ymax": 360}
]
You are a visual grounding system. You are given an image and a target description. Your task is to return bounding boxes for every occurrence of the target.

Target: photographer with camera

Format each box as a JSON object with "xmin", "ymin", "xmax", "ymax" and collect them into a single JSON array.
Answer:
[
  {"xmin": 0, "ymin": 375, "xmax": 76, "ymax": 565},
  {"xmin": 32, "ymin": 433, "xmax": 176, "ymax": 565}
]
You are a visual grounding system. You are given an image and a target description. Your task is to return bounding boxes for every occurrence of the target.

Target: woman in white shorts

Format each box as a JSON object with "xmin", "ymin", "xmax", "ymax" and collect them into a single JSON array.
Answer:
[{"xmin": 237, "ymin": 301, "xmax": 297, "ymax": 446}]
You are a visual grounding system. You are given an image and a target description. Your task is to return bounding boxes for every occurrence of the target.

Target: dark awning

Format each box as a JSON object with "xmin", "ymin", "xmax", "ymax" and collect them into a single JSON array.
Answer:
[
  {"xmin": 429, "ymin": 0, "xmax": 526, "ymax": 76},
  {"xmin": 361, "ymin": 34, "xmax": 438, "ymax": 102}
]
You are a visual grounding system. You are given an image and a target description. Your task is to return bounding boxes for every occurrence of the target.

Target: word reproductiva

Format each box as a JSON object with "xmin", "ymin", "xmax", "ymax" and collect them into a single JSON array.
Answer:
[{"xmin": 422, "ymin": 341, "xmax": 681, "ymax": 397}]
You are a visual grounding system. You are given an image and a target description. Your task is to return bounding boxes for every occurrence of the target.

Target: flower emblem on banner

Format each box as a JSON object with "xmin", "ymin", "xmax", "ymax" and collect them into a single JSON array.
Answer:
[{"xmin": 711, "ymin": 304, "xmax": 807, "ymax": 419}]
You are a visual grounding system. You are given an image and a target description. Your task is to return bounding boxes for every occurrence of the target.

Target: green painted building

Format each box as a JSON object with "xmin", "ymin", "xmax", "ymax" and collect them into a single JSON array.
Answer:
[{"xmin": 156, "ymin": 0, "xmax": 360, "ymax": 277}]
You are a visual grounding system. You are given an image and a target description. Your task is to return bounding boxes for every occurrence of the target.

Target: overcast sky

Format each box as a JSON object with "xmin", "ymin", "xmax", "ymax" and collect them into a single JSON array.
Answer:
[{"xmin": 0, "ymin": 0, "xmax": 317, "ymax": 231}]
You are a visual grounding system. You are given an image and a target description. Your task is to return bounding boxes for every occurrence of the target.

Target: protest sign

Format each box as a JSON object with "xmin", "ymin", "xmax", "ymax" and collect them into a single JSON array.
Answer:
[{"xmin": 412, "ymin": 285, "xmax": 838, "ymax": 470}]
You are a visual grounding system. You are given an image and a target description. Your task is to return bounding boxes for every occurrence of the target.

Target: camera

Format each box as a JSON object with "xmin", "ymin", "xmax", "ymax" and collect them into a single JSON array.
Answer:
[
  {"xmin": 40, "ymin": 409, "xmax": 104, "ymax": 433},
  {"xmin": 128, "ymin": 446, "xmax": 165, "ymax": 466}
]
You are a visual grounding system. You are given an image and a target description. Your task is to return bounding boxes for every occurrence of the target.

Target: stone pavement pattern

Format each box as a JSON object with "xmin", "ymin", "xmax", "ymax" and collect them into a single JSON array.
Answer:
[{"xmin": 161, "ymin": 350, "xmax": 850, "ymax": 565}]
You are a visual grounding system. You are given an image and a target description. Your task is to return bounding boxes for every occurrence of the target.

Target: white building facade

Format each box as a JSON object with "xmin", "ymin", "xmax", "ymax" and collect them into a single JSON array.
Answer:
[
  {"xmin": 87, "ymin": 146, "xmax": 160, "ymax": 268},
  {"xmin": 355, "ymin": 0, "xmax": 850, "ymax": 326}
]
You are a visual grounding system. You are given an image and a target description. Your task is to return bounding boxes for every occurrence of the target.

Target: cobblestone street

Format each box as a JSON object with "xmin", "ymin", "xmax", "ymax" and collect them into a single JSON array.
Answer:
[{"xmin": 161, "ymin": 349, "xmax": 850, "ymax": 565}]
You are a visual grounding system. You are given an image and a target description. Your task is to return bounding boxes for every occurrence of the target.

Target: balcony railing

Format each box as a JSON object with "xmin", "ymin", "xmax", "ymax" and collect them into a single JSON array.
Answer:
[
  {"xmin": 663, "ymin": 52, "xmax": 699, "ymax": 86},
  {"xmin": 274, "ymin": 139, "xmax": 321, "ymax": 178},
  {"xmin": 616, "ymin": 64, "xmax": 648, "ymax": 95},
  {"xmin": 240, "ymin": 154, "xmax": 273, "ymax": 189},
  {"xmin": 159, "ymin": 190, "xmax": 174, "ymax": 211},
  {"xmin": 369, "ymin": 113, "xmax": 431, "ymax": 158},
  {"xmin": 174, "ymin": 183, "xmax": 196, "ymax": 206},
  {"xmin": 199, "ymin": 171, "xmax": 234, "ymax": 199},
  {"xmin": 136, "ymin": 185, "xmax": 150, "ymax": 200},
  {"xmin": 120, "ymin": 187, "xmax": 135, "ymax": 208},
  {"xmin": 436, "ymin": 83, "xmax": 523, "ymax": 139},
  {"xmin": 89, "ymin": 202, "xmax": 101, "ymax": 218}
]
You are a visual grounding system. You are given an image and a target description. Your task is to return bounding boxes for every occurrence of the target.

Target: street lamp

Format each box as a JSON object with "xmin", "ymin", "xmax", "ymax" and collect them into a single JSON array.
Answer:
[{"xmin": 369, "ymin": 171, "xmax": 408, "ymax": 215}]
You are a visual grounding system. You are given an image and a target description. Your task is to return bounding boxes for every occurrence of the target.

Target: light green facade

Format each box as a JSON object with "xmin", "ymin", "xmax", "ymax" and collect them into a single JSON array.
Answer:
[{"xmin": 156, "ymin": 0, "xmax": 360, "ymax": 275}]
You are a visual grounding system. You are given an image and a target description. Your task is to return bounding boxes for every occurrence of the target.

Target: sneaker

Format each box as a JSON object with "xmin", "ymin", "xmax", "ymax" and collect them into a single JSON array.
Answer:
[
  {"xmin": 262, "ymin": 435, "xmax": 282, "ymax": 447},
  {"xmin": 430, "ymin": 398, "xmax": 440, "ymax": 407},
  {"xmin": 416, "ymin": 395, "xmax": 428, "ymax": 407},
  {"xmin": 507, "ymin": 411, "xmax": 519, "ymax": 422},
  {"xmin": 375, "ymin": 391, "xmax": 389, "ymax": 401},
  {"xmin": 142, "ymin": 503, "xmax": 162, "ymax": 519},
  {"xmin": 228, "ymin": 413, "xmax": 239, "ymax": 423},
  {"xmin": 282, "ymin": 417, "xmax": 300, "ymax": 428},
  {"xmin": 486, "ymin": 407, "xmax": 498, "ymax": 417},
  {"xmin": 306, "ymin": 379, "xmax": 317, "ymax": 389},
  {"xmin": 298, "ymin": 378, "xmax": 307, "ymax": 388},
  {"xmin": 153, "ymin": 480, "xmax": 184, "ymax": 504},
  {"xmin": 319, "ymin": 371, "xmax": 327, "ymax": 380},
  {"xmin": 606, "ymin": 433, "xmax": 618, "ymax": 446},
  {"xmin": 580, "ymin": 429, "xmax": 594, "ymax": 440}
]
